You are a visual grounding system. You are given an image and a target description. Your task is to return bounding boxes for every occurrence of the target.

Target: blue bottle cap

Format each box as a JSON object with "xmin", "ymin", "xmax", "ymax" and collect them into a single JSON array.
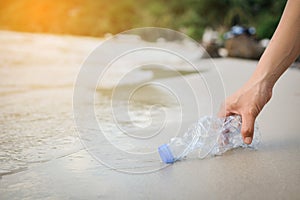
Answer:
[{"xmin": 158, "ymin": 144, "xmax": 175, "ymax": 164}]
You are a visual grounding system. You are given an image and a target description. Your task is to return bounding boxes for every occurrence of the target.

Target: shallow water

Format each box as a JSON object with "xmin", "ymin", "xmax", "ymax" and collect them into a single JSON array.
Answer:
[
  {"xmin": 0, "ymin": 65, "xmax": 79, "ymax": 175},
  {"xmin": 0, "ymin": 31, "xmax": 95, "ymax": 176},
  {"xmin": 0, "ymin": 30, "xmax": 209, "ymax": 175}
]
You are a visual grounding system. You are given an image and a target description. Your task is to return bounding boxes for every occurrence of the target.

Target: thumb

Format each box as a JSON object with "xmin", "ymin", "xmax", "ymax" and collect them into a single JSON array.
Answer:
[{"xmin": 241, "ymin": 113, "xmax": 256, "ymax": 144}]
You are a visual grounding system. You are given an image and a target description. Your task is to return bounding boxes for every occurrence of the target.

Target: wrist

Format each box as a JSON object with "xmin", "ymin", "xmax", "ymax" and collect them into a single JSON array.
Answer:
[
  {"xmin": 250, "ymin": 62, "xmax": 277, "ymax": 92},
  {"xmin": 245, "ymin": 71, "xmax": 274, "ymax": 102}
]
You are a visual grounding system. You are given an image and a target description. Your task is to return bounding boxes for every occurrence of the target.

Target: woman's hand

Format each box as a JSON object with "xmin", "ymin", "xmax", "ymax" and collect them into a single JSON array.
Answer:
[{"xmin": 219, "ymin": 80, "xmax": 272, "ymax": 144}]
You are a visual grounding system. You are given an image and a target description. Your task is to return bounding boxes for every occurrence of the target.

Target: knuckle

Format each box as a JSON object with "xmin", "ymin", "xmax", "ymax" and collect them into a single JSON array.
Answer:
[
  {"xmin": 226, "ymin": 101, "xmax": 237, "ymax": 111},
  {"xmin": 248, "ymin": 107, "xmax": 258, "ymax": 116},
  {"xmin": 231, "ymin": 100, "xmax": 239, "ymax": 108},
  {"xmin": 242, "ymin": 126, "xmax": 253, "ymax": 136}
]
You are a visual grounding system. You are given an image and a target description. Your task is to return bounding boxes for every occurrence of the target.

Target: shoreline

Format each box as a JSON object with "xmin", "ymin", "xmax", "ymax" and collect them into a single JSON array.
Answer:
[{"xmin": 0, "ymin": 31, "xmax": 299, "ymax": 199}]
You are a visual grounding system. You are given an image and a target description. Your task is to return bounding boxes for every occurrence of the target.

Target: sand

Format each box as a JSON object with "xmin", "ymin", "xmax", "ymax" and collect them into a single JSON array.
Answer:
[{"xmin": 0, "ymin": 31, "xmax": 299, "ymax": 200}]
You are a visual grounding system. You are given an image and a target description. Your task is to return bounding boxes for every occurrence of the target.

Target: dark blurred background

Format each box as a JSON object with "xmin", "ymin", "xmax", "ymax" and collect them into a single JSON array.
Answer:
[{"xmin": 0, "ymin": 0, "xmax": 286, "ymax": 40}]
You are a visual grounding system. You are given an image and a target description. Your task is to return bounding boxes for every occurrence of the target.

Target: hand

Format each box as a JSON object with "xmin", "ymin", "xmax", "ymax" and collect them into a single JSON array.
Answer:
[
  {"xmin": 219, "ymin": 0, "xmax": 300, "ymax": 144},
  {"xmin": 219, "ymin": 80, "xmax": 272, "ymax": 144}
]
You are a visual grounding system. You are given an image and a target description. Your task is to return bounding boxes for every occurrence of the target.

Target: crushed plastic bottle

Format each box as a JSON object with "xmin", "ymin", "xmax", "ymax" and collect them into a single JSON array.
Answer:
[{"xmin": 158, "ymin": 115, "xmax": 261, "ymax": 164}]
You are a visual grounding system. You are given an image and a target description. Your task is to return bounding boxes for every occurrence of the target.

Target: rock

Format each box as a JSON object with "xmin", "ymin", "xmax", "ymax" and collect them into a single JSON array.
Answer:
[
  {"xmin": 225, "ymin": 34, "xmax": 264, "ymax": 60},
  {"xmin": 203, "ymin": 42, "xmax": 221, "ymax": 58}
]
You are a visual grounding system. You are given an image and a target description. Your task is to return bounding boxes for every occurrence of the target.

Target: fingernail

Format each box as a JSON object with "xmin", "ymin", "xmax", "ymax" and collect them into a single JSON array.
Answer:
[{"xmin": 245, "ymin": 137, "xmax": 252, "ymax": 144}]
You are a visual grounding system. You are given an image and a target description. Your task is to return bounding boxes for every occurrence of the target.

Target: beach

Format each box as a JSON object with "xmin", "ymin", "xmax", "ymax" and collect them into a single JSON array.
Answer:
[{"xmin": 0, "ymin": 30, "xmax": 299, "ymax": 199}]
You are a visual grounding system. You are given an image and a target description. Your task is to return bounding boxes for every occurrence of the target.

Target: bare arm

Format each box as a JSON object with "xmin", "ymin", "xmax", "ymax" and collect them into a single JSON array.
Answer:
[
  {"xmin": 253, "ymin": 0, "xmax": 300, "ymax": 88},
  {"xmin": 220, "ymin": 0, "xmax": 300, "ymax": 144}
]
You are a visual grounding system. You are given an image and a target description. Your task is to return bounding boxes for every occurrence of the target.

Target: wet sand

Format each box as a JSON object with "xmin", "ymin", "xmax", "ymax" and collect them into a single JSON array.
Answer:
[{"xmin": 0, "ymin": 31, "xmax": 300, "ymax": 199}]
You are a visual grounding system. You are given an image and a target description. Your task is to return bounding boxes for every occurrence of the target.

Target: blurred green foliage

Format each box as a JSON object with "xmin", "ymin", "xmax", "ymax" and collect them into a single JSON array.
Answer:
[{"xmin": 0, "ymin": 0, "xmax": 286, "ymax": 40}]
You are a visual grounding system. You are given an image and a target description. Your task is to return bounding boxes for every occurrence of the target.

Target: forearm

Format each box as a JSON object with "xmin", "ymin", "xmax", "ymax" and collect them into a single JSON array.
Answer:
[{"xmin": 250, "ymin": 0, "xmax": 300, "ymax": 89}]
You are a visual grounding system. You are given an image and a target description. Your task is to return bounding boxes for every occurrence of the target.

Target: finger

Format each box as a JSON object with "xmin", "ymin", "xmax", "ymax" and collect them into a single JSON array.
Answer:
[{"xmin": 241, "ymin": 113, "xmax": 256, "ymax": 144}]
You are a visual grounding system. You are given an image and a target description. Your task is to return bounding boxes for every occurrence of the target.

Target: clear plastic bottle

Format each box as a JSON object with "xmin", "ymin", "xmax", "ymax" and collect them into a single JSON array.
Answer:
[{"xmin": 158, "ymin": 115, "xmax": 260, "ymax": 164}]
